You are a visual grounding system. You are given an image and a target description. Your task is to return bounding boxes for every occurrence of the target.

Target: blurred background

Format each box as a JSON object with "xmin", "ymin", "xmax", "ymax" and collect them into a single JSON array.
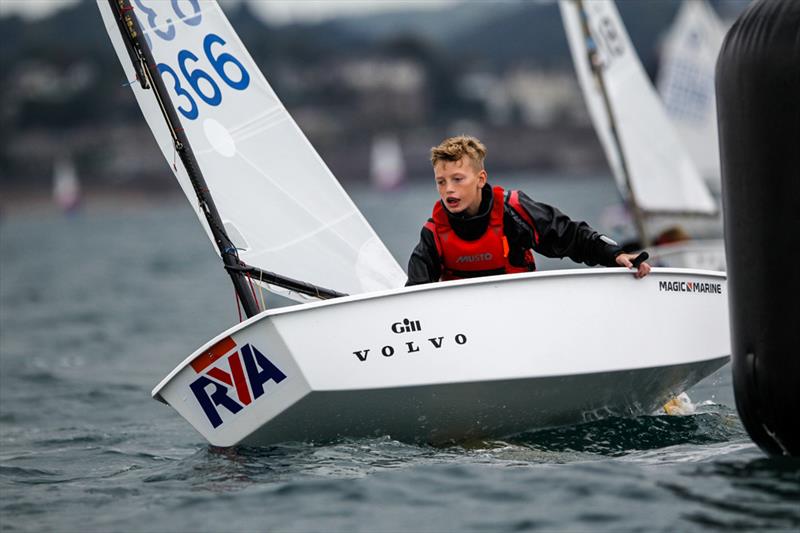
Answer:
[
  {"xmin": 0, "ymin": 0, "xmax": 750, "ymax": 211},
  {"xmin": 10, "ymin": 7, "xmax": 800, "ymax": 532}
]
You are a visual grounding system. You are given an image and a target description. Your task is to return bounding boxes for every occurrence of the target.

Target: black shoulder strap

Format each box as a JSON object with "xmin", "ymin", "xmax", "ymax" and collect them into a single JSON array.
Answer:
[{"xmin": 504, "ymin": 190, "xmax": 533, "ymax": 234}]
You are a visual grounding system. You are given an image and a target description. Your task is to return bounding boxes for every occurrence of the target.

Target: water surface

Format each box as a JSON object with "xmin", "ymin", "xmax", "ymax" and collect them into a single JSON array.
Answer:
[{"xmin": 2, "ymin": 177, "xmax": 798, "ymax": 532}]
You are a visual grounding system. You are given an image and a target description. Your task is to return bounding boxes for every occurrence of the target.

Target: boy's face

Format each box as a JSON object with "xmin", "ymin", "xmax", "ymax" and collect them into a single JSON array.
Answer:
[{"xmin": 433, "ymin": 157, "xmax": 487, "ymax": 216}]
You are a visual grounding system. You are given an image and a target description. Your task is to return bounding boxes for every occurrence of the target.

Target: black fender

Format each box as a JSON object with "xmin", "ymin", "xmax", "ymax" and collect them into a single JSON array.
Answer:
[{"xmin": 717, "ymin": 0, "xmax": 800, "ymax": 456}]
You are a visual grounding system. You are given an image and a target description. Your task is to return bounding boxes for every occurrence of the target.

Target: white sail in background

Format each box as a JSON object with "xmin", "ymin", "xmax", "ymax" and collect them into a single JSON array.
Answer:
[
  {"xmin": 97, "ymin": 1, "xmax": 405, "ymax": 301},
  {"xmin": 370, "ymin": 134, "xmax": 405, "ymax": 191},
  {"xmin": 657, "ymin": 0, "xmax": 726, "ymax": 186},
  {"xmin": 559, "ymin": 0, "xmax": 717, "ymax": 217},
  {"xmin": 52, "ymin": 156, "xmax": 81, "ymax": 213}
]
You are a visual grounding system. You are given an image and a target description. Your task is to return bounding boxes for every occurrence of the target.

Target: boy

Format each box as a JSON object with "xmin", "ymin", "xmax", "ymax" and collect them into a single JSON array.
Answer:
[{"xmin": 406, "ymin": 135, "xmax": 650, "ymax": 285}]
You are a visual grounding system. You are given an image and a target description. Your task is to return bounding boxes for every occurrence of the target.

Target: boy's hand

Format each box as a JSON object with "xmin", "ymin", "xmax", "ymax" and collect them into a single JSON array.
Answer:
[{"xmin": 615, "ymin": 252, "xmax": 651, "ymax": 279}]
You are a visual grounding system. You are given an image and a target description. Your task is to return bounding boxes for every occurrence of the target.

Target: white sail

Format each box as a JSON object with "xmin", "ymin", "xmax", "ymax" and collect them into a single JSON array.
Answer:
[
  {"xmin": 657, "ymin": 0, "xmax": 726, "ymax": 186},
  {"xmin": 369, "ymin": 134, "xmax": 405, "ymax": 191},
  {"xmin": 52, "ymin": 156, "xmax": 81, "ymax": 212},
  {"xmin": 97, "ymin": 1, "xmax": 405, "ymax": 301},
  {"xmin": 559, "ymin": 0, "xmax": 717, "ymax": 217}
]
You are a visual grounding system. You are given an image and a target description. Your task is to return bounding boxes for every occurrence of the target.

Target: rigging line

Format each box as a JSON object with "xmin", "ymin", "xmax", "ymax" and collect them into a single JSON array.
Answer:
[
  {"xmin": 574, "ymin": 0, "xmax": 648, "ymax": 247},
  {"xmin": 245, "ymin": 272, "xmax": 260, "ymax": 313},
  {"xmin": 138, "ymin": 61, "xmax": 182, "ymax": 146},
  {"xmin": 225, "ymin": 263, "xmax": 346, "ymax": 299},
  {"xmin": 257, "ymin": 270, "xmax": 266, "ymax": 311},
  {"xmin": 234, "ymin": 287, "xmax": 243, "ymax": 323}
]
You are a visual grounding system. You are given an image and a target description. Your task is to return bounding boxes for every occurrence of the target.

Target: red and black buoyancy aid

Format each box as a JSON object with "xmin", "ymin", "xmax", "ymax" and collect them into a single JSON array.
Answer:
[{"xmin": 425, "ymin": 186, "xmax": 539, "ymax": 281}]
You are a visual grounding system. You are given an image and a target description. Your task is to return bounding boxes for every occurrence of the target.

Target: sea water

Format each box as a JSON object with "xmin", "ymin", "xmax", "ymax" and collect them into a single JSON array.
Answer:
[{"xmin": 1, "ymin": 175, "xmax": 798, "ymax": 532}]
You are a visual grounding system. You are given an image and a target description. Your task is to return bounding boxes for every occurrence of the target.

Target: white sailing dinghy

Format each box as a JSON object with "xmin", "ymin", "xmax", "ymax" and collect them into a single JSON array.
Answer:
[
  {"xmin": 560, "ymin": 0, "xmax": 725, "ymax": 270},
  {"xmin": 99, "ymin": 0, "xmax": 729, "ymax": 447}
]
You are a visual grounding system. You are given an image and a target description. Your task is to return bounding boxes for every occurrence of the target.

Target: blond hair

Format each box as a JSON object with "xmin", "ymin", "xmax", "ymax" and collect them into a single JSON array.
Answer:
[{"xmin": 430, "ymin": 135, "xmax": 487, "ymax": 170}]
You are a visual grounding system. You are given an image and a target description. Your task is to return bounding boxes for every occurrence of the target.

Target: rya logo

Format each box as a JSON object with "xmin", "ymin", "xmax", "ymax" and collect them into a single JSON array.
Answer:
[{"xmin": 189, "ymin": 336, "xmax": 286, "ymax": 428}]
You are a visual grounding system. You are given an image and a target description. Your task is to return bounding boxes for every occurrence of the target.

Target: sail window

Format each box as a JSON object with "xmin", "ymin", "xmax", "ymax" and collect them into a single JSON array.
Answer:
[
  {"xmin": 223, "ymin": 221, "xmax": 250, "ymax": 252},
  {"xmin": 203, "ymin": 118, "xmax": 236, "ymax": 158}
]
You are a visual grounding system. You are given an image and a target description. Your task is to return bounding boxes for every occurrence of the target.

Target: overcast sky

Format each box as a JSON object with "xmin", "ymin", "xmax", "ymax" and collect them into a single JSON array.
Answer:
[{"xmin": 0, "ymin": 0, "xmax": 457, "ymax": 24}]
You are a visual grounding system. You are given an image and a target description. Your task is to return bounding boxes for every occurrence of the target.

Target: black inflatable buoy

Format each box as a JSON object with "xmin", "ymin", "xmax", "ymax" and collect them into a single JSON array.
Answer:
[{"xmin": 716, "ymin": 0, "xmax": 800, "ymax": 456}]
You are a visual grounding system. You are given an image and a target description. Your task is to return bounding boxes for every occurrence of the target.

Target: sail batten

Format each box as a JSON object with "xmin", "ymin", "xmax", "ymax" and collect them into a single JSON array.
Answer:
[{"xmin": 98, "ymin": 0, "xmax": 405, "ymax": 301}]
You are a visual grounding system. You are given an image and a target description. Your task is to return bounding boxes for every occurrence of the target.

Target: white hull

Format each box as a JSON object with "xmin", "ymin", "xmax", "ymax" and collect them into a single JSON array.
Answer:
[
  {"xmin": 153, "ymin": 269, "xmax": 730, "ymax": 447},
  {"xmin": 650, "ymin": 239, "xmax": 726, "ymax": 271}
]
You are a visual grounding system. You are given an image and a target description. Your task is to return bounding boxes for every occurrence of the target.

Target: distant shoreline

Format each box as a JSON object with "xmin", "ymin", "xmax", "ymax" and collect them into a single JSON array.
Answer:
[
  {"xmin": 0, "ymin": 168, "xmax": 612, "ymax": 219},
  {"xmin": 0, "ymin": 185, "xmax": 188, "ymax": 217}
]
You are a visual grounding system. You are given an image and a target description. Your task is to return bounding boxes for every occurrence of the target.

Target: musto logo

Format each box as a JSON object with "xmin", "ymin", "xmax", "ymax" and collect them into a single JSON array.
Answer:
[
  {"xmin": 189, "ymin": 336, "xmax": 286, "ymax": 428},
  {"xmin": 456, "ymin": 253, "xmax": 493, "ymax": 264}
]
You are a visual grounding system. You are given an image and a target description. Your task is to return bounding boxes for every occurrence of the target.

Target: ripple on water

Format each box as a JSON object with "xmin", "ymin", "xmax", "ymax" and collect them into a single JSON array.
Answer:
[
  {"xmin": 11, "ymin": 196, "xmax": 788, "ymax": 532},
  {"xmin": 504, "ymin": 409, "xmax": 746, "ymax": 458},
  {"xmin": 0, "ymin": 465, "xmax": 60, "ymax": 479},
  {"xmin": 33, "ymin": 431, "xmax": 115, "ymax": 447},
  {"xmin": 13, "ymin": 369, "xmax": 63, "ymax": 385}
]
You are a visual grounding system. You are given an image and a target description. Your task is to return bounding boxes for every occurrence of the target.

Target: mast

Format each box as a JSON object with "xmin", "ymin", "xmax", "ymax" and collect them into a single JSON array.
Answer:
[
  {"xmin": 574, "ymin": 0, "xmax": 649, "ymax": 248},
  {"xmin": 107, "ymin": 0, "xmax": 345, "ymax": 316}
]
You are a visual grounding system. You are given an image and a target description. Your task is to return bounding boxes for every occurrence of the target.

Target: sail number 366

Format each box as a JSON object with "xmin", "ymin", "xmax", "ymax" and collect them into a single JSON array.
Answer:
[
  {"xmin": 158, "ymin": 33, "xmax": 251, "ymax": 121},
  {"xmin": 132, "ymin": 0, "xmax": 251, "ymax": 121}
]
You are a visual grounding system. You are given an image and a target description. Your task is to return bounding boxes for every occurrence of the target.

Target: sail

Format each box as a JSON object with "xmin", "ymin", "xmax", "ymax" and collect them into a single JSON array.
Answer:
[
  {"xmin": 97, "ymin": 1, "xmax": 405, "ymax": 301},
  {"xmin": 369, "ymin": 134, "xmax": 406, "ymax": 191},
  {"xmin": 559, "ymin": 0, "xmax": 717, "ymax": 216},
  {"xmin": 657, "ymin": 0, "xmax": 726, "ymax": 185},
  {"xmin": 52, "ymin": 156, "xmax": 81, "ymax": 213}
]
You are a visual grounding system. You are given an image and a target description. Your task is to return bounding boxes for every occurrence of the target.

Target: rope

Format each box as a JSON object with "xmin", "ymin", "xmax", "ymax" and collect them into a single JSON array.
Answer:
[
  {"xmin": 257, "ymin": 270, "xmax": 266, "ymax": 311},
  {"xmin": 234, "ymin": 287, "xmax": 242, "ymax": 323},
  {"xmin": 246, "ymin": 272, "xmax": 260, "ymax": 313},
  {"xmin": 172, "ymin": 127, "xmax": 183, "ymax": 171}
]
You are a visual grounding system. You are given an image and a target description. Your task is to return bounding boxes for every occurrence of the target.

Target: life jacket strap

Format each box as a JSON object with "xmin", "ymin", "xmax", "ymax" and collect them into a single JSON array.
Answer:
[{"xmin": 505, "ymin": 190, "xmax": 539, "ymax": 246}]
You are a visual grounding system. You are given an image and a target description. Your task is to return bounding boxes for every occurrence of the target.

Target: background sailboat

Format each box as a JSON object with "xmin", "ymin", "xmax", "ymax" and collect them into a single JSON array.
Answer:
[
  {"xmin": 52, "ymin": 155, "xmax": 81, "ymax": 214},
  {"xmin": 657, "ymin": 0, "xmax": 727, "ymax": 193},
  {"xmin": 559, "ymin": 0, "xmax": 725, "ymax": 269},
  {"xmin": 369, "ymin": 134, "xmax": 406, "ymax": 191}
]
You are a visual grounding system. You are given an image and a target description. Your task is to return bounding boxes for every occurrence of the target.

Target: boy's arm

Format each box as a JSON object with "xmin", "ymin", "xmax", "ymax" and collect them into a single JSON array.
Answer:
[
  {"xmin": 516, "ymin": 191, "xmax": 622, "ymax": 267},
  {"xmin": 406, "ymin": 226, "xmax": 441, "ymax": 286}
]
